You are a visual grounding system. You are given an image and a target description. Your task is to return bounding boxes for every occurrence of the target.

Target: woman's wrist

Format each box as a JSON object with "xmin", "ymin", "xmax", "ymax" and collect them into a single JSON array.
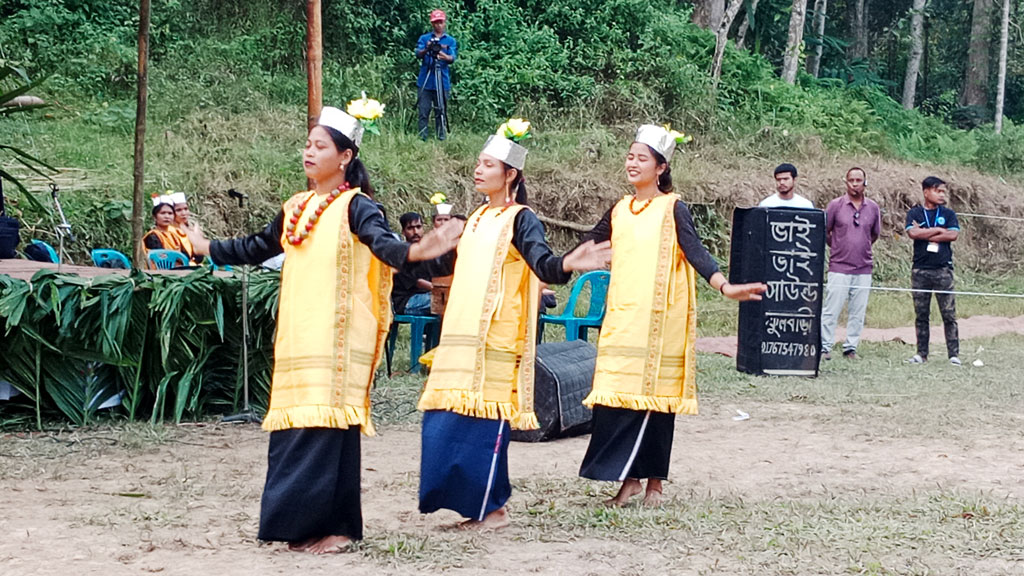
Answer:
[{"xmin": 719, "ymin": 281, "xmax": 729, "ymax": 295}]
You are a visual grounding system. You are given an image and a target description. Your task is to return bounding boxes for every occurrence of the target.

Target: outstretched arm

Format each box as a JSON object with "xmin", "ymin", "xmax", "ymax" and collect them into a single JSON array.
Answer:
[
  {"xmin": 513, "ymin": 210, "xmax": 609, "ymax": 284},
  {"xmin": 188, "ymin": 212, "xmax": 285, "ymax": 266}
]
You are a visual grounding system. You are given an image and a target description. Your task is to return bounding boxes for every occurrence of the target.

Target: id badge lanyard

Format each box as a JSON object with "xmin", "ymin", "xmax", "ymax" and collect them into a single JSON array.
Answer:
[{"xmin": 924, "ymin": 207, "xmax": 942, "ymax": 253}]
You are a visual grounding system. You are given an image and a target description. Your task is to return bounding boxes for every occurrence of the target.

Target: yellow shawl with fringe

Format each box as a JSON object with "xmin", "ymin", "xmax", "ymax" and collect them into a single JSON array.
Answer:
[
  {"xmin": 418, "ymin": 204, "xmax": 540, "ymax": 430},
  {"xmin": 262, "ymin": 188, "xmax": 393, "ymax": 436},
  {"xmin": 583, "ymin": 193, "xmax": 699, "ymax": 415}
]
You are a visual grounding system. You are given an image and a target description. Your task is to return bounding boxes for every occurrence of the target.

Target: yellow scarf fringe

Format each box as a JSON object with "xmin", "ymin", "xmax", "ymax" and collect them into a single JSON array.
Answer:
[
  {"xmin": 418, "ymin": 388, "xmax": 539, "ymax": 430},
  {"xmin": 582, "ymin": 390, "xmax": 698, "ymax": 415},
  {"xmin": 262, "ymin": 404, "xmax": 375, "ymax": 436}
]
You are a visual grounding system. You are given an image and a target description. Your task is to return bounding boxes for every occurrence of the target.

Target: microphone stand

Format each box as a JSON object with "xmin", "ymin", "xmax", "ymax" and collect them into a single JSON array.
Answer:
[
  {"xmin": 50, "ymin": 182, "xmax": 74, "ymax": 273},
  {"xmin": 221, "ymin": 188, "xmax": 260, "ymax": 425}
]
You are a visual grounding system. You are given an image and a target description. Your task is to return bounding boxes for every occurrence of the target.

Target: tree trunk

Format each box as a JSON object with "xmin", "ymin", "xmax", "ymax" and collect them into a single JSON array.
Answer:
[
  {"xmin": 963, "ymin": 0, "xmax": 993, "ymax": 108},
  {"xmin": 805, "ymin": 0, "xmax": 829, "ymax": 77},
  {"xmin": 712, "ymin": 0, "xmax": 747, "ymax": 86},
  {"xmin": 781, "ymin": 0, "xmax": 808, "ymax": 84},
  {"xmin": 130, "ymin": 0, "xmax": 151, "ymax": 268},
  {"xmin": 693, "ymin": 0, "xmax": 725, "ymax": 29},
  {"xmin": 736, "ymin": 0, "xmax": 761, "ymax": 50},
  {"xmin": 849, "ymin": 0, "xmax": 869, "ymax": 60},
  {"xmin": 306, "ymin": 0, "xmax": 323, "ymax": 132},
  {"xmin": 995, "ymin": 0, "xmax": 1010, "ymax": 132},
  {"xmin": 902, "ymin": 0, "xmax": 927, "ymax": 109}
]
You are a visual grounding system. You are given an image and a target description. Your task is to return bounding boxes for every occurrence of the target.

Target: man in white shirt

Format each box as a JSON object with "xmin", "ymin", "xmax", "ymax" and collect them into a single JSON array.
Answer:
[{"xmin": 759, "ymin": 163, "xmax": 814, "ymax": 209}]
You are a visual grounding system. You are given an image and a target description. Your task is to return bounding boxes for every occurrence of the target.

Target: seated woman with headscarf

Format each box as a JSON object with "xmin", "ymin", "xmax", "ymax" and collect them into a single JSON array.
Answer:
[{"xmin": 142, "ymin": 195, "xmax": 187, "ymax": 268}]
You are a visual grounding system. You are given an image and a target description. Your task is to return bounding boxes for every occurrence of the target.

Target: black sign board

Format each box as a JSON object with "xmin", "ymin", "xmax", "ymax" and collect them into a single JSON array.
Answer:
[{"xmin": 729, "ymin": 207, "xmax": 826, "ymax": 377}]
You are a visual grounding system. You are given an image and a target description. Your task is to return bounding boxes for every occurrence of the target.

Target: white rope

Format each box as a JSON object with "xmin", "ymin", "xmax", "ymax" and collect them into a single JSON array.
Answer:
[
  {"xmin": 956, "ymin": 212, "xmax": 1024, "ymax": 223},
  {"xmin": 826, "ymin": 283, "xmax": 1024, "ymax": 299}
]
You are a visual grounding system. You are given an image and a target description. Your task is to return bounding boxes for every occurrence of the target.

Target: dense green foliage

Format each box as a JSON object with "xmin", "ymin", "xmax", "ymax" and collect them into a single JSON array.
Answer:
[
  {"xmin": 0, "ymin": 269, "xmax": 278, "ymax": 427},
  {"xmin": 2, "ymin": 1, "xmax": 1024, "ymax": 268},
  {"xmin": 5, "ymin": 0, "xmax": 1024, "ymax": 170}
]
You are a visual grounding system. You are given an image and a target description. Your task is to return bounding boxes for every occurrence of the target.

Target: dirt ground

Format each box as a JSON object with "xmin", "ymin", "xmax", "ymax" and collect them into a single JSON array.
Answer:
[{"xmin": 3, "ymin": 392, "xmax": 1023, "ymax": 576}]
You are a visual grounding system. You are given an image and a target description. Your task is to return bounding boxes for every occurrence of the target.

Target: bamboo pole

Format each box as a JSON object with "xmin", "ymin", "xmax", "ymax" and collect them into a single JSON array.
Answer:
[
  {"xmin": 306, "ymin": 0, "xmax": 323, "ymax": 132},
  {"xmin": 131, "ymin": 0, "xmax": 151, "ymax": 268}
]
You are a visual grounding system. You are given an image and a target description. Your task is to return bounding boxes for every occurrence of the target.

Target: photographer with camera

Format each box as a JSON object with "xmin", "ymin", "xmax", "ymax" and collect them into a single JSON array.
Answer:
[{"xmin": 415, "ymin": 9, "xmax": 457, "ymax": 141}]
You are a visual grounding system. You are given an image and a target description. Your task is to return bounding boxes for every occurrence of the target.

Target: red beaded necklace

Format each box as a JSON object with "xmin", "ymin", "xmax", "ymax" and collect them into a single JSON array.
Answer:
[
  {"xmin": 285, "ymin": 183, "xmax": 350, "ymax": 246},
  {"xmin": 629, "ymin": 194, "xmax": 655, "ymax": 215},
  {"xmin": 472, "ymin": 201, "xmax": 514, "ymax": 232}
]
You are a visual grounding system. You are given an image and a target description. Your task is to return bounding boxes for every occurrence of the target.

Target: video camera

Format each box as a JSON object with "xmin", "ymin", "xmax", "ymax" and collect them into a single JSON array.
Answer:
[{"xmin": 427, "ymin": 37, "xmax": 444, "ymax": 55}]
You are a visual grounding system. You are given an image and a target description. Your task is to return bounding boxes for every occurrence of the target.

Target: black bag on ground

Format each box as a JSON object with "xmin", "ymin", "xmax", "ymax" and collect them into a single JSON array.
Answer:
[
  {"xmin": 511, "ymin": 340, "xmax": 596, "ymax": 443},
  {"xmin": 0, "ymin": 216, "xmax": 20, "ymax": 259}
]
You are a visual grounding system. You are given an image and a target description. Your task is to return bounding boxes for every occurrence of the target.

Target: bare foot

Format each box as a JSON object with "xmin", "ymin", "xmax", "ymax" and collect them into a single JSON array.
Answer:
[
  {"xmin": 458, "ymin": 507, "xmax": 510, "ymax": 531},
  {"xmin": 306, "ymin": 534, "xmax": 353, "ymax": 555},
  {"xmin": 604, "ymin": 478, "xmax": 643, "ymax": 507},
  {"xmin": 287, "ymin": 537, "xmax": 318, "ymax": 552},
  {"xmin": 642, "ymin": 479, "xmax": 664, "ymax": 507}
]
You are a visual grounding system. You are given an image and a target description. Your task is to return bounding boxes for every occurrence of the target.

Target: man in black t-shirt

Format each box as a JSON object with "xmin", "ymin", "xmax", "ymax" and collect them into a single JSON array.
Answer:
[
  {"xmin": 392, "ymin": 212, "xmax": 434, "ymax": 315},
  {"xmin": 904, "ymin": 176, "xmax": 961, "ymax": 366}
]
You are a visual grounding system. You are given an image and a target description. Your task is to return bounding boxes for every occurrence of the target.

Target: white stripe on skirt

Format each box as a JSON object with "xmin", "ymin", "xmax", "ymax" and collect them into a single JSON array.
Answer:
[
  {"xmin": 618, "ymin": 411, "xmax": 651, "ymax": 482},
  {"xmin": 478, "ymin": 419, "xmax": 506, "ymax": 521}
]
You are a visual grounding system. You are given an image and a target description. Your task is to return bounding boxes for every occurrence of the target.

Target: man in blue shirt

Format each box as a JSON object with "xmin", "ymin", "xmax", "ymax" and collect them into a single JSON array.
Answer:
[
  {"xmin": 905, "ymin": 176, "xmax": 961, "ymax": 366},
  {"xmin": 416, "ymin": 9, "xmax": 457, "ymax": 141}
]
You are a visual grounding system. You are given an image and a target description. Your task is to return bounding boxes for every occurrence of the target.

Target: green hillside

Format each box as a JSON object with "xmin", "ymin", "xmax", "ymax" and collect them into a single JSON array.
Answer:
[{"xmin": 3, "ymin": 0, "xmax": 1024, "ymax": 280}]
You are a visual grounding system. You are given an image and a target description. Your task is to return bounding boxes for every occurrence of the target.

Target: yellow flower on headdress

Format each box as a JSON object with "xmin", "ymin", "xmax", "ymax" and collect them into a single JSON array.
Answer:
[
  {"xmin": 347, "ymin": 91, "xmax": 385, "ymax": 134},
  {"xmin": 347, "ymin": 91, "xmax": 385, "ymax": 120},
  {"xmin": 429, "ymin": 192, "xmax": 447, "ymax": 205},
  {"xmin": 663, "ymin": 123, "xmax": 693, "ymax": 145},
  {"xmin": 497, "ymin": 118, "xmax": 531, "ymax": 142}
]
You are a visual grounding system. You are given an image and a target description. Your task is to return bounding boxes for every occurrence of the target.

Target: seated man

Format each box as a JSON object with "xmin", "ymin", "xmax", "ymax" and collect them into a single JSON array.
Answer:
[{"xmin": 392, "ymin": 212, "xmax": 434, "ymax": 315}]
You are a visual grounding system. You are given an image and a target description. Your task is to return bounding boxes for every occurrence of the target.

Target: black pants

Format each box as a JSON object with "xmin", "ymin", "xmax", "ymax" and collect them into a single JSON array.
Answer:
[
  {"xmin": 417, "ymin": 87, "xmax": 448, "ymax": 140},
  {"xmin": 911, "ymin": 267, "xmax": 959, "ymax": 358}
]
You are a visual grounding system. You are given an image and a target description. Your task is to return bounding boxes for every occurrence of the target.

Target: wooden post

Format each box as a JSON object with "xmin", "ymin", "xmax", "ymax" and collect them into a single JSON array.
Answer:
[
  {"xmin": 130, "ymin": 0, "xmax": 151, "ymax": 268},
  {"xmin": 306, "ymin": 0, "xmax": 323, "ymax": 132},
  {"xmin": 306, "ymin": 0, "xmax": 322, "ymax": 190}
]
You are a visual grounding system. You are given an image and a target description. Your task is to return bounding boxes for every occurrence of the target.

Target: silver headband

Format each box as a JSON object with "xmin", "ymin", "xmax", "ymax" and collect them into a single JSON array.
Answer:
[
  {"xmin": 318, "ymin": 106, "xmax": 364, "ymax": 148},
  {"xmin": 634, "ymin": 124, "xmax": 676, "ymax": 161},
  {"xmin": 481, "ymin": 135, "xmax": 527, "ymax": 170}
]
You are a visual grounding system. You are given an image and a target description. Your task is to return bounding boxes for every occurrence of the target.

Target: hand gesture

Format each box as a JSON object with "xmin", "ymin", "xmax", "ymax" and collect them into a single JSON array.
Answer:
[
  {"xmin": 183, "ymin": 222, "xmax": 211, "ymax": 256},
  {"xmin": 721, "ymin": 282, "xmax": 767, "ymax": 301},
  {"xmin": 409, "ymin": 218, "xmax": 464, "ymax": 261},
  {"xmin": 562, "ymin": 240, "xmax": 612, "ymax": 273}
]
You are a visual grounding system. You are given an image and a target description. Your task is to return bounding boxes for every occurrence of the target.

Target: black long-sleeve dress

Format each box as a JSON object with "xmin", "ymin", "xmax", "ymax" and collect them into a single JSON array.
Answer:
[
  {"xmin": 579, "ymin": 196, "xmax": 723, "ymax": 483},
  {"xmin": 214, "ymin": 193, "xmax": 421, "ymax": 544}
]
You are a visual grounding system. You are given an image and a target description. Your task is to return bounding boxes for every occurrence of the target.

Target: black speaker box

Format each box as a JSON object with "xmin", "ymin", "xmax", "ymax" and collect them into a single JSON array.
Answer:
[{"xmin": 511, "ymin": 339, "xmax": 596, "ymax": 443}]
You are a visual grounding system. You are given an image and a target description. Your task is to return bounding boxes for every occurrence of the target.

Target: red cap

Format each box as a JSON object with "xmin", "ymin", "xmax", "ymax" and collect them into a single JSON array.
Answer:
[{"xmin": 430, "ymin": 9, "xmax": 446, "ymax": 22}]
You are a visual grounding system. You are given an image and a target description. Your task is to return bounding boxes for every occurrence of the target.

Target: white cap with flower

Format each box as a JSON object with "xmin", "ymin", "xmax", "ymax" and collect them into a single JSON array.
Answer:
[
  {"xmin": 150, "ymin": 193, "xmax": 174, "ymax": 207},
  {"xmin": 317, "ymin": 92, "xmax": 386, "ymax": 149},
  {"xmin": 634, "ymin": 124, "xmax": 693, "ymax": 161},
  {"xmin": 482, "ymin": 118, "xmax": 531, "ymax": 170},
  {"xmin": 168, "ymin": 191, "xmax": 187, "ymax": 205},
  {"xmin": 430, "ymin": 192, "xmax": 452, "ymax": 215}
]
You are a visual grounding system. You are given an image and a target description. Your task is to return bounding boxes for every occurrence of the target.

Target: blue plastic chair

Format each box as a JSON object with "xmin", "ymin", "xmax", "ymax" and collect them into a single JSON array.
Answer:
[
  {"xmin": 206, "ymin": 257, "xmax": 233, "ymax": 272},
  {"xmin": 385, "ymin": 314, "xmax": 441, "ymax": 375},
  {"xmin": 28, "ymin": 240, "xmax": 59, "ymax": 263},
  {"xmin": 538, "ymin": 270, "xmax": 610, "ymax": 342},
  {"xmin": 147, "ymin": 249, "xmax": 189, "ymax": 270},
  {"xmin": 91, "ymin": 249, "xmax": 131, "ymax": 269}
]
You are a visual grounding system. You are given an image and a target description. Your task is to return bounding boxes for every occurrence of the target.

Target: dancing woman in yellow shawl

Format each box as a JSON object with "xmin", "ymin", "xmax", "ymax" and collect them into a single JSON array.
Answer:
[
  {"xmin": 186, "ymin": 100, "xmax": 461, "ymax": 554},
  {"xmin": 579, "ymin": 125, "xmax": 766, "ymax": 507},
  {"xmin": 417, "ymin": 120, "xmax": 611, "ymax": 529}
]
